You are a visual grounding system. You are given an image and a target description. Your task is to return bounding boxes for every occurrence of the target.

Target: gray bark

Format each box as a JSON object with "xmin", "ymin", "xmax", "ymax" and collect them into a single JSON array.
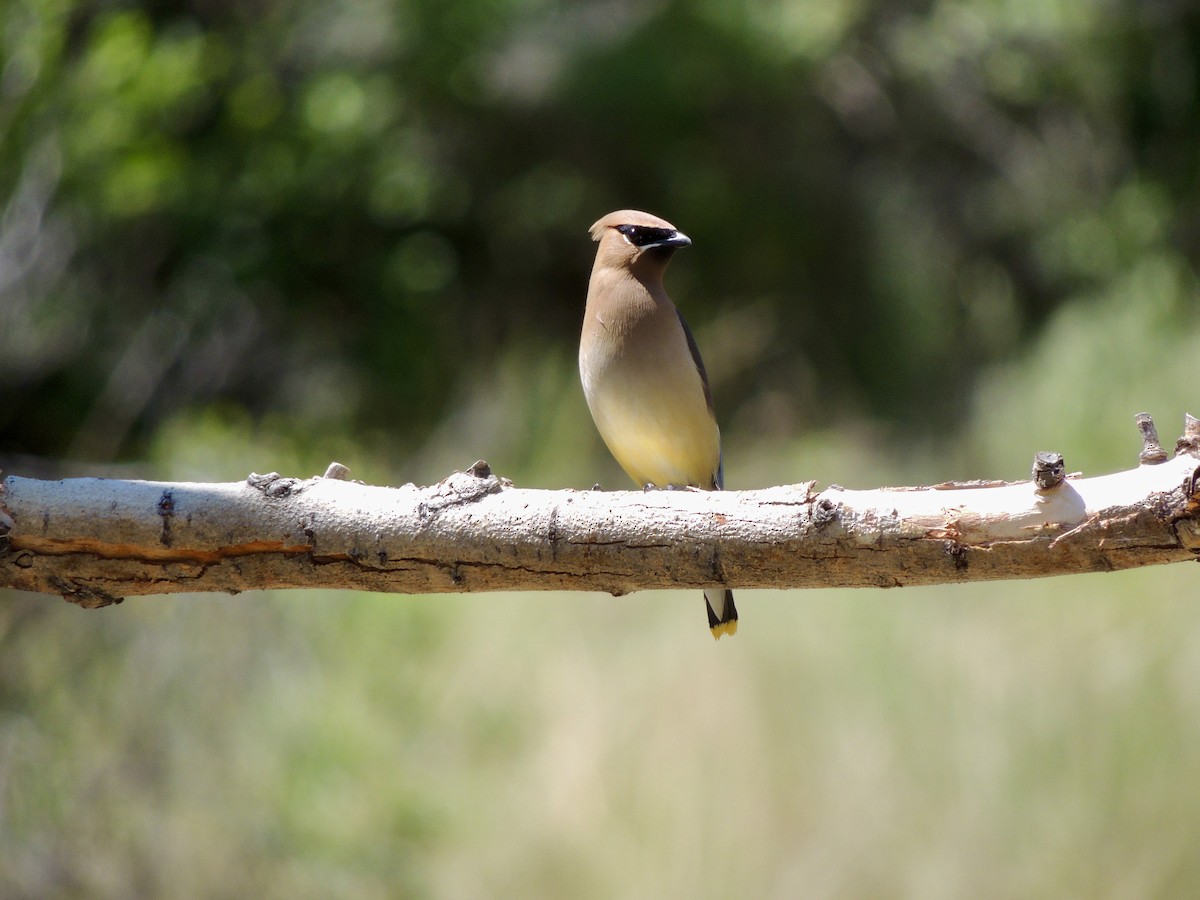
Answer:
[{"xmin": 2, "ymin": 414, "xmax": 1198, "ymax": 609}]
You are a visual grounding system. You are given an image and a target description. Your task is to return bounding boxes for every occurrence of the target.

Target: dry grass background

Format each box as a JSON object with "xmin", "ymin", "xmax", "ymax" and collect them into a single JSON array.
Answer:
[{"xmin": 4, "ymin": 562, "xmax": 1200, "ymax": 898}]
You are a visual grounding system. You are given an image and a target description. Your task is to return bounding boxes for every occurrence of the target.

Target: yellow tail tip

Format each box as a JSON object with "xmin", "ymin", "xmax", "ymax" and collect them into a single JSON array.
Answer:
[{"xmin": 710, "ymin": 620, "xmax": 738, "ymax": 640}]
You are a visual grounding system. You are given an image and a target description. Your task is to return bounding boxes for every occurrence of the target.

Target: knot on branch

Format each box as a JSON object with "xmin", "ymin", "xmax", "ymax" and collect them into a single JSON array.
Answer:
[
  {"xmin": 811, "ymin": 496, "xmax": 841, "ymax": 530},
  {"xmin": 945, "ymin": 541, "xmax": 969, "ymax": 571},
  {"xmin": 54, "ymin": 577, "xmax": 124, "ymax": 610},
  {"xmin": 247, "ymin": 472, "xmax": 309, "ymax": 498},
  {"xmin": 466, "ymin": 460, "xmax": 492, "ymax": 478},
  {"xmin": 158, "ymin": 489, "xmax": 176, "ymax": 547},
  {"xmin": 418, "ymin": 460, "xmax": 510, "ymax": 520}
]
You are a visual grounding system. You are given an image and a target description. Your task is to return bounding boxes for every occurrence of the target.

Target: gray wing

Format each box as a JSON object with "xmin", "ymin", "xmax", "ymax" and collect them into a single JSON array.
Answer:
[{"xmin": 675, "ymin": 307, "xmax": 723, "ymax": 490}]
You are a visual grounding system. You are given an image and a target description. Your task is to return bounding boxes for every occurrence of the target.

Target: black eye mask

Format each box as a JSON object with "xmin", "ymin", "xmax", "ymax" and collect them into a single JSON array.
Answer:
[{"xmin": 615, "ymin": 224, "xmax": 681, "ymax": 247}]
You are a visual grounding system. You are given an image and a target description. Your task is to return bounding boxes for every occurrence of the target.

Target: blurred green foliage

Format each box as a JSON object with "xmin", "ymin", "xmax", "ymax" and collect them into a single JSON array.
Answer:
[
  {"xmin": 2, "ymin": 0, "xmax": 1196, "ymax": 466},
  {"xmin": 3, "ymin": 0, "xmax": 1200, "ymax": 896}
]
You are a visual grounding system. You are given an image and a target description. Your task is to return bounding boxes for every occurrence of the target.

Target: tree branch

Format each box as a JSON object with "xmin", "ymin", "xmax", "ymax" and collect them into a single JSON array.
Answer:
[{"xmin": 2, "ymin": 416, "xmax": 1199, "ymax": 609}]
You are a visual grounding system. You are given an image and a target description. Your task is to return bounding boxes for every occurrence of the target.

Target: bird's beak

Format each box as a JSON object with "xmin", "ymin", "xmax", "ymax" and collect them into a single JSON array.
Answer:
[{"xmin": 642, "ymin": 230, "xmax": 691, "ymax": 250}]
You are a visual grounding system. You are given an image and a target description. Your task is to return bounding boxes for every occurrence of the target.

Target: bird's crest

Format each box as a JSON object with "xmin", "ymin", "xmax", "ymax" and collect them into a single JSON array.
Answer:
[{"xmin": 589, "ymin": 209, "xmax": 678, "ymax": 242}]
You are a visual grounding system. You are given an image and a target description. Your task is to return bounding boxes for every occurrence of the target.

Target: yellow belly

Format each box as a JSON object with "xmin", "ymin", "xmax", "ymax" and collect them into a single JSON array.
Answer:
[{"xmin": 584, "ymin": 369, "xmax": 721, "ymax": 489}]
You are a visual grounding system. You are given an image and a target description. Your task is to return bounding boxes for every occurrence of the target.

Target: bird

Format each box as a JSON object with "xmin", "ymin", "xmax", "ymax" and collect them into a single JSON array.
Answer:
[{"xmin": 579, "ymin": 209, "xmax": 738, "ymax": 639}]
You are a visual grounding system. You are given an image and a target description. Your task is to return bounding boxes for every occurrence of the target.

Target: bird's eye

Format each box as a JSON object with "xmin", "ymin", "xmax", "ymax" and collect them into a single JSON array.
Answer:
[{"xmin": 616, "ymin": 224, "xmax": 676, "ymax": 247}]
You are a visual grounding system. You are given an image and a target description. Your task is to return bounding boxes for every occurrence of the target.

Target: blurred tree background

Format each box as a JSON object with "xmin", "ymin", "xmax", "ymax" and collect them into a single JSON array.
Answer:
[{"xmin": 2, "ymin": 0, "xmax": 1199, "ymax": 897}]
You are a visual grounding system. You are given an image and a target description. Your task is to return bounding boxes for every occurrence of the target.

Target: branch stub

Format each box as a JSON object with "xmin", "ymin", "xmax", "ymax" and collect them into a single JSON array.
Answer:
[
  {"xmin": 323, "ymin": 462, "xmax": 351, "ymax": 480},
  {"xmin": 1176, "ymin": 414, "xmax": 1200, "ymax": 459},
  {"xmin": 1032, "ymin": 451, "xmax": 1066, "ymax": 490},
  {"xmin": 1135, "ymin": 412, "xmax": 1168, "ymax": 465}
]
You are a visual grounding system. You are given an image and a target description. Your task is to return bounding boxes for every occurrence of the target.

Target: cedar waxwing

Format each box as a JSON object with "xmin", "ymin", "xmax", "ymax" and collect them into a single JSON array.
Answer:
[{"xmin": 579, "ymin": 210, "xmax": 738, "ymax": 639}]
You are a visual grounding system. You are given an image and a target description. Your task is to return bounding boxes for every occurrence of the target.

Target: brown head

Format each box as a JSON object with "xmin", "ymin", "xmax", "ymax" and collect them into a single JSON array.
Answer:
[{"xmin": 588, "ymin": 209, "xmax": 691, "ymax": 281}]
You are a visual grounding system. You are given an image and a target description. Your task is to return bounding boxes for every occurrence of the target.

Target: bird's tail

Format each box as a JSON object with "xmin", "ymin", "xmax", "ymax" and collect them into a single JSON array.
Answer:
[{"xmin": 705, "ymin": 588, "xmax": 738, "ymax": 640}]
